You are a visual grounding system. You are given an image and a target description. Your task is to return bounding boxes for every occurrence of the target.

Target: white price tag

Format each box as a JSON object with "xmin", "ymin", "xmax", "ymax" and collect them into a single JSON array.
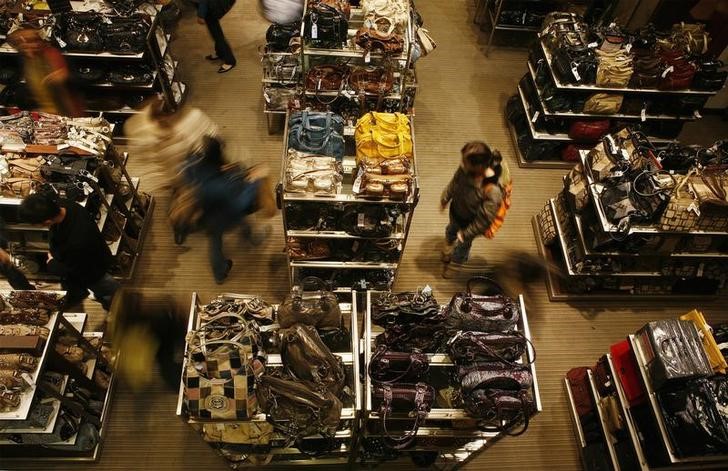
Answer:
[
  {"xmin": 311, "ymin": 24, "xmax": 318, "ymax": 39},
  {"xmin": 571, "ymin": 65, "xmax": 581, "ymax": 82},
  {"xmin": 661, "ymin": 66, "xmax": 674, "ymax": 78},
  {"xmin": 531, "ymin": 111, "xmax": 540, "ymax": 123},
  {"xmin": 56, "ymin": 36, "xmax": 67, "ymax": 48},
  {"xmin": 587, "ymin": 42, "xmax": 598, "ymax": 48},
  {"xmin": 293, "ymin": 98, "xmax": 301, "ymax": 109},
  {"xmin": 364, "ymin": 50, "xmax": 371, "ymax": 63},
  {"xmin": 352, "ymin": 167, "xmax": 364, "ymax": 193},
  {"xmin": 697, "ymin": 262, "xmax": 705, "ymax": 278},
  {"xmin": 641, "ymin": 108, "xmax": 646, "ymax": 122},
  {"xmin": 263, "ymin": 91, "xmax": 271, "ymax": 103},
  {"xmin": 621, "ymin": 149, "xmax": 629, "ymax": 161},
  {"xmin": 357, "ymin": 212, "xmax": 365, "ymax": 227},
  {"xmin": 422, "ymin": 285, "xmax": 432, "ymax": 296},
  {"xmin": 694, "ymin": 109, "xmax": 702, "ymax": 118},
  {"xmin": 625, "ymin": 43, "xmax": 632, "ymax": 53},
  {"xmin": 102, "ymin": 16, "xmax": 112, "ymax": 24}
]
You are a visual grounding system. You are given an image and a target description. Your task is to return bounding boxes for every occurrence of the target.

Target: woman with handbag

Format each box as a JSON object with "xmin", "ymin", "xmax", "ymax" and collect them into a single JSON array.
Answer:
[
  {"xmin": 196, "ymin": 0, "xmax": 237, "ymax": 73},
  {"xmin": 440, "ymin": 141, "xmax": 510, "ymax": 278}
]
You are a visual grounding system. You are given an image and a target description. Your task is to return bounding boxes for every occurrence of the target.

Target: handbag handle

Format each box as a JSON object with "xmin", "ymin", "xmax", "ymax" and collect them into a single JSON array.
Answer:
[
  {"xmin": 475, "ymin": 389, "xmax": 531, "ymax": 437},
  {"xmin": 368, "ymin": 345, "xmax": 429, "ymax": 383},
  {"xmin": 454, "ymin": 331, "xmax": 536, "ymax": 366},
  {"xmin": 378, "ymin": 383, "xmax": 429, "ymax": 449}
]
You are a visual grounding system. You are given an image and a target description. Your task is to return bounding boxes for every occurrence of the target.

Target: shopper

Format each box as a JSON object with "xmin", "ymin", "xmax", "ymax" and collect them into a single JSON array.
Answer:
[
  {"xmin": 440, "ymin": 141, "xmax": 510, "ymax": 277},
  {"xmin": 196, "ymin": 0, "xmax": 237, "ymax": 73},
  {"xmin": 182, "ymin": 137, "xmax": 276, "ymax": 284},
  {"xmin": 18, "ymin": 194, "xmax": 119, "ymax": 310},
  {"xmin": 8, "ymin": 28, "xmax": 84, "ymax": 117}
]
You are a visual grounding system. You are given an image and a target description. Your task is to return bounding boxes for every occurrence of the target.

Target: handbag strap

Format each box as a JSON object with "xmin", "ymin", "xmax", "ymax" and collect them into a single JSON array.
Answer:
[
  {"xmin": 378, "ymin": 383, "xmax": 429, "ymax": 449},
  {"xmin": 456, "ymin": 331, "xmax": 536, "ymax": 365},
  {"xmin": 476, "ymin": 389, "xmax": 531, "ymax": 436}
]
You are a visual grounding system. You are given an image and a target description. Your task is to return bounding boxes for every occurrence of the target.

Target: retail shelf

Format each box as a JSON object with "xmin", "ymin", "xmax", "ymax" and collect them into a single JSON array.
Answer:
[
  {"xmin": 0, "ymin": 44, "xmax": 145, "ymax": 60},
  {"xmin": 0, "ymin": 375, "xmax": 68, "ymax": 436},
  {"xmin": 81, "ymin": 332, "xmax": 104, "ymax": 381},
  {"xmin": 262, "ymin": 77, "xmax": 299, "ymax": 85},
  {"xmin": 526, "ymin": 61, "xmax": 696, "ymax": 121},
  {"xmin": 285, "ymin": 229, "xmax": 406, "ymax": 239},
  {"xmin": 289, "ymin": 260, "xmax": 398, "ymax": 269},
  {"xmin": 107, "ymin": 217, "xmax": 128, "ymax": 257},
  {"xmin": 539, "ymin": 42, "xmax": 715, "ymax": 96},
  {"xmin": 0, "ymin": 312, "xmax": 59, "ymax": 421},
  {"xmin": 564, "ymin": 377, "xmax": 588, "ymax": 449},
  {"xmin": 629, "ymin": 334, "xmax": 728, "ymax": 465},
  {"xmin": 265, "ymin": 352, "xmax": 353, "ymax": 366},
  {"xmin": 587, "ymin": 369, "xmax": 620, "ymax": 470},
  {"xmin": 580, "ymin": 152, "xmax": 728, "ymax": 237},
  {"xmin": 81, "ymin": 72, "xmax": 157, "ymax": 90},
  {"xmin": 505, "ymin": 119, "xmax": 572, "ymax": 169},
  {"xmin": 303, "ymin": 43, "xmax": 409, "ymax": 62},
  {"xmin": 125, "ymin": 178, "xmax": 141, "ymax": 210},
  {"xmin": 62, "ymin": 312, "xmax": 88, "ymax": 333},
  {"xmin": 96, "ymin": 194, "xmax": 114, "ymax": 232}
]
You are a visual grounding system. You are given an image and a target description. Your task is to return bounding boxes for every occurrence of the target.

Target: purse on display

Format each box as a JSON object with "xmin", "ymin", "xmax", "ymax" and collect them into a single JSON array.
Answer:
[
  {"xmin": 287, "ymin": 237, "xmax": 332, "ymax": 260},
  {"xmin": 441, "ymin": 277, "xmax": 520, "ymax": 333},
  {"xmin": 353, "ymin": 166, "xmax": 412, "ymax": 199},
  {"xmin": 277, "ymin": 277, "xmax": 341, "ymax": 329},
  {"xmin": 288, "ymin": 111, "xmax": 345, "ymax": 160},
  {"xmin": 108, "ymin": 65, "xmax": 154, "ymax": 85},
  {"xmin": 355, "ymin": 17, "xmax": 405, "ymax": 55},
  {"xmin": 101, "ymin": 14, "xmax": 151, "ymax": 54},
  {"xmin": 340, "ymin": 204, "xmax": 395, "ymax": 237},
  {"xmin": 285, "ymin": 149, "xmax": 343, "ymax": 195},
  {"xmin": 266, "ymin": 22, "xmax": 301, "ymax": 51},
  {"xmin": 349, "ymin": 66, "xmax": 394, "ymax": 96},
  {"xmin": 375, "ymin": 323, "xmax": 447, "ymax": 353},
  {"xmin": 658, "ymin": 174, "xmax": 701, "ymax": 231},
  {"xmin": 57, "ymin": 12, "xmax": 104, "ymax": 52},
  {"xmin": 372, "ymin": 382, "xmax": 435, "ymax": 449},
  {"xmin": 264, "ymin": 86, "xmax": 298, "ymax": 110},
  {"xmin": 355, "ymin": 113, "xmax": 412, "ymax": 161},
  {"xmin": 371, "ymin": 289, "xmax": 440, "ymax": 326},
  {"xmin": 202, "ymin": 422, "xmax": 274, "ymax": 445},
  {"xmin": 447, "ymin": 331, "xmax": 531, "ymax": 366},
  {"xmin": 361, "ymin": 0, "xmax": 409, "ymax": 31},
  {"xmin": 305, "ymin": 64, "xmax": 348, "ymax": 97},
  {"xmin": 369, "ymin": 345, "xmax": 429, "ymax": 383},
  {"xmin": 583, "ymin": 93, "xmax": 623, "ymax": 115},
  {"xmin": 304, "ymin": 3, "xmax": 348, "ymax": 48},
  {"xmin": 568, "ymin": 120, "xmax": 610, "ymax": 142},
  {"xmin": 279, "ymin": 324, "xmax": 345, "ymax": 396}
]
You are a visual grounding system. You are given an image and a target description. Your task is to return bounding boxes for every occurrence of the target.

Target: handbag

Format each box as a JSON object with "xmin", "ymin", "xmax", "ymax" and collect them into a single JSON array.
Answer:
[
  {"xmin": 689, "ymin": 173, "xmax": 728, "ymax": 208},
  {"xmin": 266, "ymin": 22, "xmax": 300, "ymax": 51},
  {"xmin": 202, "ymin": 422, "xmax": 274, "ymax": 445},
  {"xmin": 583, "ymin": 93, "xmax": 623, "ymax": 114},
  {"xmin": 304, "ymin": 3, "xmax": 348, "ymax": 48},
  {"xmin": 371, "ymin": 289, "xmax": 440, "ymax": 326},
  {"xmin": 277, "ymin": 277, "xmax": 341, "ymax": 329},
  {"xmin": 372, "ymin": 382, "xmax": 435, "ymax": 449},
  {"xmin": 340, "ymin": 204, "xmax": 395, "ymax": 237},
  {"xmin": 305, "ymin": 64, "xmax": 348, "ymax": 94},
  {"xmin": 57, "ymin": 12, "xmax": 104, "ymax": 52},
  {"xmin": 100, "ymin": 14, "xmax": 151, "ymax": 54},
  {"xmin": 256, "ymin": 374, "xmax": 342, "ymax": 441},
  {"xmin": 353, "ymin": 166, "xmax": 412, "ymax": 199},
  {"xmin": 355, "ymin": 118, "xmax": 412, "ymax": 161},
  {"xmin": 287, "ymin": 237, "xmax": 331, "ymax": 260},
  {"xmin": 288, "ymin": 111, "xmax": 345, "ymax": 160},
  {"xmin": 369, "ymin": 345, "xmax": 429, "ymax": 383},
  {"xmin": 447, "ymin": 331, "xmax": 532, "ymax": 366},
  {"xmin": 355, "ymin": 19, "xmax": 404, "ymax": 55},
  {"xmin": 568, "ymin": 120, "xmax": 610, "ymax": 142},
  {"xmin": 349, "ymin": 66, "xmax": 394, "ymax": 96},
  {"xmin": 375, "ymin": 323, "xmax": 447, "ymax": 353},
  {"xmin": 416, "ymin": 27, "xmax": 436, "ymax": 56},
  {"xmin": 108, "ymin": 65, "xmax": 154, "ymax": 85},
  {"xmin": 280, "ymin": 324, "xmax": 345, "ymax": 396},
  {"xmin": 285, "ymin": 149, "xmax": 343, "ymax": 195},
  {"xmin": 442, "ymin": 277, "xmax": 520, "ymax": 333},
  {"xmin": 263, "ymin": 86, "xmax": 298, "ymax": 110},
  {"xmin": 361, "ymin": 0, "xmax": 409, "ymax": 31},
  {"xmin": 659, "ymin": 173, "xmax": 701, "ymax": 231}
]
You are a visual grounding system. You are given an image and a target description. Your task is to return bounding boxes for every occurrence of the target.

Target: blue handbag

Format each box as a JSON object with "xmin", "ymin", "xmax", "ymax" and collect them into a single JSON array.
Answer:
[{"xmin": 288, "ymin": 111, "xmax": 345, "ymax": 160}]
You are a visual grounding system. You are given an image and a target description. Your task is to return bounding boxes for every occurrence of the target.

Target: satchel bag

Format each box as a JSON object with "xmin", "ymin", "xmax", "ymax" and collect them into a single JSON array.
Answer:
[
  {"xmin": 280, "ymin": 324, "xmax": 345, "ymax": 396},
  {"xmin": 266, "ymin": 22, "xmax": 300, "ymax": 51},
  {"xmin": 442, "ymin": 277, "xmax": 520, "ymax": 333},
  {"xmin": 460, "ymin": 362, "xmax": 535, "ymax": 436},
  {"xmin": 689, "ymin": 173, "xmax": 728, "ymax": 208},
  {"xmin": 369, "ymin": 345, "xmax": 429, "ymax": 383},
  {"xmin": 340, "ymin": 204, "xmax": 395, "ymax": 237},
  {"xmin": 565, "ymin": 163, "xmax": 589, "ymax": 212},
  {"xmin": 108, "ymin": 65, "xmax": 154, "ymax": 85},
  {"xmin": 287, "ymin": 237, "xmax": 331, "ymax": 260},
  {"xmin": 277, "ymin": 277, "xmax": 341, "ymax": 329},
  {"xmin": 416, "ymin": 27, "xmax": 436, "ymax": 56},
  {"xmin": 256, "ymin": 374, "xmax": 342, "ymax": 441},
  {"xmin": 349, "ymin": 66, "xmax": 394, "ymax": 96},
  {"xmin": 285, "ymin": 149, "xmax": 343, "ymax": 195},
  {"xmin": 355, "ymin": 25, "xmax": 404, "ymax": 55},
  {"xmin": 372, "ymin": 382, "xmax": 435, "ymax": 449},
  {"xmin": 375, "ymin": 323, "xmax": 447, "ymax": 353},
  {"xmin": 304, "ymin": 3, "xmax": 348, "ymax": 48},
  {"xmin": 288, "ymin": 111, "xmax": 345, "ymax": 160},
  {"xmin": 659, "ymin": 173, "xmax": 701, "ymax": 231},
  {"xmin": 305, "ymin": 64, "xmax": 348, "ymax": 94},
  {"xmin": 202, "ymin": 422, "xmax": 274, "ymax": 445},
  {"xmin": 583, "ymin": 93, "xmax": 623, "ymax": 114},
  {"xmin": 57, "ymin": 12, "xmax": 104, "ymax": 52},
  {"xmin": 353, "ymin": 167, "xmax": 412, "ymax": 199},
  {"xmin": 447, "ymin": 331, "xmax": 532, "ymax": 366},
  {"xmin": 569, "ymin": 120, "xmax": 610, "ymax": 142},
  {"xmin": 361, "ymin": 0, "xmax": 409, "ymax": 31},
  {"xmin": 100, "ymin": 15, "xmax": 151, "ymax": 54},
  {"xmin": 356, "ymin": 126, "xmax": 412, "ymax": 161},
  {"xmin": 264, "ymin": 86, "xmax": 298, "ymax": 111},
  {"xmin": 371, "ymin": 289, "xmax": 440, "ymax": 326}
]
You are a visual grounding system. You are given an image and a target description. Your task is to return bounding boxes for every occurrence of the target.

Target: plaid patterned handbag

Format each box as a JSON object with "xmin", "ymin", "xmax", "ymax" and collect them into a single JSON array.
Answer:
[{"xmin": 184, "ymin": 313, "xmax": 264, "ymax": 420}]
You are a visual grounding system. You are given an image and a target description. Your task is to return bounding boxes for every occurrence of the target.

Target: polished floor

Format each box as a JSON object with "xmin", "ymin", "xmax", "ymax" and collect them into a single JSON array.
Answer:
[{"xmin": 5, "ymin": 1, "xmax": 728, "ymax": 470}]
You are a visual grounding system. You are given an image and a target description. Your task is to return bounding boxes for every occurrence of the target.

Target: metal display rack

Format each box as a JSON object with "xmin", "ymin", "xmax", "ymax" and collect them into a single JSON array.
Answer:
[
  {"xmin": 277, "ymin": 115, "xmax": 419, "ymax": 290},
  {"xmin": 361, "ymin": 290, "xmax": 541, "ymax": 468},
  {"xmin": 176, "ymin": 291, "xmax": 361, "ymax": 468},
  {"xmin": 0, "ymin": 291, "xmax": 117, "ymax": 462},
  {"xmin": 0, "ymin": 2, "xmax": 186, "ymax": 135},
  {"xmin": 474, "ymin": 0, "xmax": 560, "ymax": 55},
  {"xmin": 564, "ymin": 332, "xmax": 728, "ymax": 470},
  {"xmin": 260, "ymin": 4, "xmax": 419, "ymax": 134},
  {"xmin": 507, "ymin": 38, "xmax": 723, "ymax": 169},
  {"xmin": 533, "ymin": 149, "xmax": 728, "ymax": 301},
  {"xmin": 0, "ymin": 130, "xmax": 154, "ymax": 282}
]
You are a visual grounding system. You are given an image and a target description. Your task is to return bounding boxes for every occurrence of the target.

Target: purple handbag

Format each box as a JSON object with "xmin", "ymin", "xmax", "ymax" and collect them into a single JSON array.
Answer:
[
  {"xmin": 443, "ymin": 277, "xmax": 520, "ymax": 332},
  {"xmin": 369, "ymin": 345, "xmax": 429, "ymax": 383}
]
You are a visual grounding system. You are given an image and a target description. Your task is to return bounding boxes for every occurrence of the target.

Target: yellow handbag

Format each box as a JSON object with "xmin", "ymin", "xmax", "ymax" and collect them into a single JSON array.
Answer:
[
  {"xmin": 355, "ymin": 112, "xmax": 410, "ymax": 139},
  {"xmin": 356, "ymin": 128, "xmax": 412, "ymax": 161},
  {"xmin": 680, "ymin": 309, "xmax": 727, "ymax": 374}
]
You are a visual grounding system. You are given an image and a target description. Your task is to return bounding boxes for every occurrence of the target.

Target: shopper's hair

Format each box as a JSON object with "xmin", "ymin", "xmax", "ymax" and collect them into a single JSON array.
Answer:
[
  {"xmin": 18, "ymin": 193, "xmax": 61, "ymax": 224},
  {"xmin": 461, "ymin": 141, "xmax": 500, "ymax": 172}
]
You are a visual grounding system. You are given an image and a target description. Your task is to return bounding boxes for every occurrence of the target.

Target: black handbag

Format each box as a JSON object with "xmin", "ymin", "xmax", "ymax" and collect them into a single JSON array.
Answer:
[
  {"xmin": 108, "ymin": 65, "xmax": 154, "ymax": 85},
  {"xmin": 371, "ymin": 289, "xmax": 440, "ymax": 327},
  {"xmin": 304, "ymin": 3, "xmax": 348, "ymax": 48},
  {"xmin": 101, "ymin": 15, "xmax": 151, "ymax": 54},
  {"xmin": 369, "ymin": 345, "xmax": 429, "ymax": 383},
  {"xmin": 266, "ymin": 22, "xmax": 300, "ymax": 52},
  {"xmin": 375, "ymin": 324, "xmax": 447, "ymax": 353},
  {"xmin": 73, "ymin": 64, "xmax": 107, "ymax": 83},
  {"xmin": 372, "ymin": 382, "xmax": 434, "ymax": 449},
  {"xmin": 58, "ymin": 12, "xmax": 104, "ymax": 52},
  {"xmin": 340, "ymin": 205, "xmax": 394, "ymax": 237},
  {"xmin": 442, "ymin": 277, "xmax": 520, "ymax": 332},
  {"xmin": 447, "ymin": 331, "xmax": 532, "ymax": 366}
]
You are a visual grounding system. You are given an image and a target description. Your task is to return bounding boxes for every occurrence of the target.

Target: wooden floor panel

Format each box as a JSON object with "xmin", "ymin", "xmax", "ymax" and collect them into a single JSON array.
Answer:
[{"xmin": 5, "ymin": 1, "xmax": 728, "ymax": 470}]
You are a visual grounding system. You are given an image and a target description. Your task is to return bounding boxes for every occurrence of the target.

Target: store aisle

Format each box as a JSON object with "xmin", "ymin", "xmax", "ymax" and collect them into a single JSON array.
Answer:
[{"xmin": 6, "ymin": 1, "xmax": 728, "ymax": 470}]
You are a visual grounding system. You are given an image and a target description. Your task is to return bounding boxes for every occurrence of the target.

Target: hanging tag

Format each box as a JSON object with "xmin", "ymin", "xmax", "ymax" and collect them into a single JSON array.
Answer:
[
  {"xmin": 311, "ymin": 24, "xmax": 318, "ymax": 39},
  {"xmin": 422, "ymin": 285, "xmax": 432, "ymax": 296},
  {"xmin": 263, "ymin": 91, "xmax": 271, "ymax": 103},
  {"xmin": 694, "ymin": 109, "xmax": 702, "ymax": 119},
  {"xmin": 352, "ymin": 168, "xmax": 363, "ymax": 193},
  {"xmin": 587, "ymin": 41, "xmax": 598, "ymax": 49},
  {"xmin": 357, "ymin": 213, "xmax": 365, "ymax": 227},
  {"xmin": 102, "ymin": 16, "xmax": 112, "ymax": 24},
  {"xmin": 531, "ymin": 110, "xmax": 540, "ymax": 123},
  {"xmin": 364, "ymin": 50, "xmax": 371, "ymax": 63},
  {"xmin": 82, "ymin": 182, "xmax": 93, "ymax": 195},
  {"xmin": 688, "ymin": 202, "xmax": 701, "ymax": 217},
  {"xmin": 661, "ymin": 66, "xmax": 674, "ymax": 78},
  {"xmin": 624, "ymin": 43, "xmax": 632, "ymax": 53},
  {"xmin": 571, "ymin": 65, "xmax": 581, "ymax": 82},
  {"xmin": 697, "ymin": 262, "xmax": 705, "ymax": 278},
  {"xmin": 641, "ymin": 108, "xmax": 646, "ymax": 122},
  {"xmin": 56, "ymin": 36, "xmax": 67, "ymax": 49}
]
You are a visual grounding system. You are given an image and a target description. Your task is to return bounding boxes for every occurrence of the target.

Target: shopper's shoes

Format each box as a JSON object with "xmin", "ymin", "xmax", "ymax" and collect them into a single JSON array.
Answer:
[
  {"xmin": 218, "ymin": 63, "xmax": 235, "ymax": 73},
  {"xmin": 215, "ymin": 259, "xmax": 233, "ymax": 284},
  {"xmin": 205, "ymin": 54, "xmax": 220, "ymax": 61}
]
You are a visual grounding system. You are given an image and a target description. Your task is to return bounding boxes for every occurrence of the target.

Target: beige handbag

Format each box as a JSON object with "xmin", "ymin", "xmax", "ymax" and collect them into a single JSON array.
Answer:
[
  {"xmin": 284, "ymin": 149, "xmax": 343, "ymax": 195},
  {"xmin": 659, "ymin": 174, "xmax": 701, "ymax": 232},
  {"xmin": 416, "ymin": 27, "xmax": 437, "ymax": 55},
  {"xmin": 361, "ymin": 0, "xmax": 409, "ymax": 31},
  {"xmin": 565, "ymin": 163, "xmax": 589, "ymax": 212},
  {"xmin": 583, "ymin": 93, "xmax": 624, "ymax": 114},
  {"xmin": 201, "ymin": 422, "xmax": 274, "ymax": 444}
]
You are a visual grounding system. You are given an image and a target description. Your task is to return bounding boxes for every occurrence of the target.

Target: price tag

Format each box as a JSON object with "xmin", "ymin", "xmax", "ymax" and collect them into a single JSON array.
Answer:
[
  {"xmin": 263, "ymin": 91, "xmax": 271, "ymax": 103},
  {"xmin": 571, "ymin": 65, "xmax": 581, "ymax": 82},
  {"xmin": 352, "ymin": 167, "xmax": 364, "ymax": 193},
  {"xmin": 422, "ymin": 285, "xmax": 432, "ymax": 296},
  {"xmin": 661, "ymin": 65, "xmax": 674, "ymax": 78},
  {"xmin": 641, "ymin": 108, "xmax": 646, "ymax": 122},
  {"xmin": 620, "ymin": 149, "xmax": 629, "ymax": 161},
  {"xmin": 364, "ymin": 50, "xmax": 371, "ymax": 63},
  {"xmin": 357, "ymin": 213, "xmax": 365, "ymax": 227},
  {"xmin": 624, "ymin": 43, "xmax": 632, "ymax": 53},
  {"xmin": 56, "ymin": 36, "xmax": 67, "ymax": 48},
  {"xmin": 82, "ymin": 182, "xmax": 93, "ymax": 196},
  {"xmin": 531, "ymin": 110, "xmax": 540, "ymax": 123},
  {"xmin": 102, "ymin": 16, "xmax": 112, "ymax": 24},
  {"xmin": 587, "ymin": 42, "xmax": 598, "ymax": 49},
  {"xmin": 311, "ymin": 24, "xmax": 318, "ymax": 39},
  {"xmin": 293, "ymin": 98, "xmax": 301, "ymax": 109},
  {"xmin": 697, "ymin": 262, "xmax": 705, "ymax": 278},
  {"xmin": 694, "ymin": 109, "xmax": 702, "ymax": 118}
]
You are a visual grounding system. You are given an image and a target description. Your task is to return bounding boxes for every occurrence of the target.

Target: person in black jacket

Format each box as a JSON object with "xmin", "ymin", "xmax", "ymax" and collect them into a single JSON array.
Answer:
[
  {"xmin": 18, "ymin": 194, "xmax": 119, "ymax": 310},
  {"xmin": 196, "ymin": 0, "xmax": 236, "ymax": 73}
]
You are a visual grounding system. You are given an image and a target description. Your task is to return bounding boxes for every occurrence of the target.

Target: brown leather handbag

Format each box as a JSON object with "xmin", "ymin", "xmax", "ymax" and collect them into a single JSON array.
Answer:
[
  {"xmin": 305, "ymin": 64, "xmax": 348, "ymax": 95},
  {"xmin": 355, "ymin": 23, "xmax": 404, "ymax": 55},
  {"xmin": 372, "ymin": 382, "xmax": 434, "ymax": 449},
  {"xmin": 280, "ymin": 324, "xmax": 345, "ymax": 396},
  {"xmin": 277, "ymin": 277, "xmax": 341, "ymax": 329},
  {"xmin": 349, "ymin": 66, "xmax": 394, "ymax": 96}
]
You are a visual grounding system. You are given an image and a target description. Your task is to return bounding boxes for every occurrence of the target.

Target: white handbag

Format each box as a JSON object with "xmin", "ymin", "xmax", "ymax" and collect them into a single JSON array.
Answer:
[
  {"xmin": 361, "ymin": 0, "xmax": 409, "ymax": 31},
  {"xmin": 285, "ymin": 150, "xmax": 343, "ymax": 195}
]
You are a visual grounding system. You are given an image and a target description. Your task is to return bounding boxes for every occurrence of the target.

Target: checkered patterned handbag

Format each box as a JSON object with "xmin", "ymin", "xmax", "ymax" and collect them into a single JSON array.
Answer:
[{"xmin": 184, "ymin": 337, "xmax": 259, "ymax": 420}]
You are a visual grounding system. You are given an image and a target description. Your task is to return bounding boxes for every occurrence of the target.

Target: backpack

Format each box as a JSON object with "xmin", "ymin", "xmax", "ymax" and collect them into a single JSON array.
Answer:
[{"xmin": 483, "ymin": 163, "xmax": 512, "ymax": 239}]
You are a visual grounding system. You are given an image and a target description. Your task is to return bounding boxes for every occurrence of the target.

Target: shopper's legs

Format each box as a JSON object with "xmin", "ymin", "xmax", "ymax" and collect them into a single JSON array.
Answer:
[
  {"xmin": 207, "ymin": 227, "xmax": 232, "ymax": 283},
  {"xmin": 87, "ymin": 273, "xmax": 121, "ymax": 311},
  {"xmin": 61, "ymin": 280, "xmax": 89, "ymax": 310},
  {"xmin": 442, "ymin": 220, "xmax": 459, "ymax": 262},
  {"xmin": 205, "ymin": 17, "xmax": 236, "ymax": 65}
]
